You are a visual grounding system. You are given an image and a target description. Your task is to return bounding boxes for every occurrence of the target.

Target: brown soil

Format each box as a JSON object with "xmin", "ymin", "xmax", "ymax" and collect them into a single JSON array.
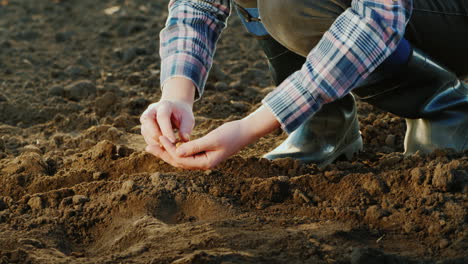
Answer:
[{"xmin": 0, "ymin": 1, "xmax": 467, "ymax": 263}]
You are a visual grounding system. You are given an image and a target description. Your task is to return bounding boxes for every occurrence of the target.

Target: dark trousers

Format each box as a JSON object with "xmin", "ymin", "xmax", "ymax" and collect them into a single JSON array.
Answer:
[
  {"xmin": 406, "ymin": 0, "xmax": 468, "ymax": 77},
  {"xmin": 248, "ymin": 0, "xmax": 468, "ymax": 80}
]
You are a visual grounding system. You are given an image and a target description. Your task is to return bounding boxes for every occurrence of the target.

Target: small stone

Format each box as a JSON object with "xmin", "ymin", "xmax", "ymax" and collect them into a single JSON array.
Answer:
[
  {"xmin": 384, "ymin": 134, "xmax": 396, "ymax": 146},
  {"xmin": 150, "ymin": 172, "xmax": 162, "ymax": 186},
  {"xmin": 27, "ymin": 196, "xmax": 44, "ymax": 210},
  {"xmin": 72, "ymin": 195, "xmax": 89, "ymax": 205},
  {"xmin": 439, "ymin": 239, "xmax": 449, "ymax": 249},
  {"xmin": 121, "ymin": 180, "xmax": 135, "ymax": 194},
  {"xmin": 48, "ymin": 85, "xmax": 65, "ymax": 97},
  {"xmin": 64, "ymin": 80, "xmax": 97, "ymax": 101},
  {"xmin": 276, "ymin": 176, "xmax": 289, "ymax": 182},
  {"xmin": 22, "ymin": 145, "xmax": 42, "ymax": 154}
]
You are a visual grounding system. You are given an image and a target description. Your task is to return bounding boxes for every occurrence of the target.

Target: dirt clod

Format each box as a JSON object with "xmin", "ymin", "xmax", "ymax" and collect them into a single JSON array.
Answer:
[
  {"xmin": 72, "ymin": 195, "xmax": 89, "ymax": 205},
  {"xmin": 64, "ymin": 80, "xmax": 97, "ymax": 101},
  {"xmin": 27, "ymin": 196, "xmax": 44, "ymax": 210},
  {"xmin": 121, "ymin": 180, "xmax": 136, "ymax": 194}
]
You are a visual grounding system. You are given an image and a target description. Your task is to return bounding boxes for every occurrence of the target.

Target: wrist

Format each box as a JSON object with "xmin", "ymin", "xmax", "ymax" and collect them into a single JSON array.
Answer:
[
  {"xmin": 241, "ymin": 106, "xmax": 281, "ymax": 141},
  {"xmin": 161, "ymin": 77, "xmax": 196, "ymax": 106}
]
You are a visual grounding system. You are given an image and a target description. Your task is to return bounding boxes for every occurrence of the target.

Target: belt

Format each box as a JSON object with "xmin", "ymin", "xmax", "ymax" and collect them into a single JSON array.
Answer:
[{"xmin": 234, "ymin": 3, "xmax": 269, "ymax": 38}]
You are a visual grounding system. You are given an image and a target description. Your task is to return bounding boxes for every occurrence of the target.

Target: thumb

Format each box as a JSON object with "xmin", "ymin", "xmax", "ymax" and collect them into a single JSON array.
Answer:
[
  {"xmin": 176, "ymin": 136, "xmax": 213, "ymax": 157},
  {"xmin": 178, "ymin": 113, "xmax": 195, "ymax": 142}
]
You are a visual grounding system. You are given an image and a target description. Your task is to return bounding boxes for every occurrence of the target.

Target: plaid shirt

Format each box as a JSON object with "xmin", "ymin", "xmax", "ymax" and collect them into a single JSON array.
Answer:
[{"xmin": 160, "ymin": 0, "xmax": 413, "ymax": 133}]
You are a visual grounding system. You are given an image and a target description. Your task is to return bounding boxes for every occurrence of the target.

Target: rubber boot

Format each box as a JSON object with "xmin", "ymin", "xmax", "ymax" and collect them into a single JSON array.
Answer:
[
  {"xmin": 256, "ymin": 36, "xmax": 363, "ymax": 166},
  {"xmin": 263, "ymin": 93, "xmax": 363, "ymax": 166},
  {"xmin": 353, "ymin": 48, "xmax": 468, "ymax": 154}
]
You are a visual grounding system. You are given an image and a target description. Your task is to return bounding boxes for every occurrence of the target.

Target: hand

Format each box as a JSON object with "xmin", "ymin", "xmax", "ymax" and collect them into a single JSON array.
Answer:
[
  {"xmin": 140, "ymin": 99, "xmax": 194, "ymax": 145},
  {"xmin": 146, "ymin": 120, "xmax": 254, "ymax": 170},
  {"xmin": 145, "ymin": 106, "xmax": 281, "ymax": 170},
  {"xmin": 140, "ymin": 77, "xmax": 196, "ymax": 145}
]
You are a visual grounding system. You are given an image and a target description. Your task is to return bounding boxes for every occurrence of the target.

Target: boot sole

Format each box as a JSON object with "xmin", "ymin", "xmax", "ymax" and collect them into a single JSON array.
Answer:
[{"xmin": 315, "ymin": 135, "xmax": 363, "ymax": 167}]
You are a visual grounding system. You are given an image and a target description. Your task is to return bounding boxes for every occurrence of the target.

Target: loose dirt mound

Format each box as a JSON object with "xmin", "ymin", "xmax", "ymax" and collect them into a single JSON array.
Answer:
[{"xmin": 0, "ymin": 1, "xmax": 467, "ymax": 263}]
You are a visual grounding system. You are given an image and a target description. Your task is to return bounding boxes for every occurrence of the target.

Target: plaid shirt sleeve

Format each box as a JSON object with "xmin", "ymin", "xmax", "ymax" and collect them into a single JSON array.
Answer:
[
  {"xmin": 262, "ymin": 0, "xmax": 413, "ymax": 133},
  {"xmin": 159, "ymin": 0, "xmax": 230, "ymax": 99}
]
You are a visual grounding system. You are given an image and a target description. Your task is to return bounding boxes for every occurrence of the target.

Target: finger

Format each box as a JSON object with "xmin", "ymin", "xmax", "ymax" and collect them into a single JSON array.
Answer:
[
  {"xmin": 145, "ymin": 144, "xmax": 164, "ymax": 157},
  {"xmin": 140, "ymin": 105, "xmax": 162, "ymax": 145},
  {"xmin": 175, "ymin": 135, "xmax": 216, "ymax": 157},
  {"xmin": 160, "ymin": 136, "xmax": 211, "ymax": 169},
  {"xmin": 145, "ymin": 144, "xmax": 177, "ymax": 166},
  {"xmin": 156, "ymin": 103, "xmax": 177, "ymax": 143},
  {"xmin": 159, "ymin": 135, "xmax": 178, "ymax": 156},
  {"xmin": 141, "ymin": 122, "xmax": 162, "ymax": 146},
  {"xmin": 178, "ymin": 115, "xmax": 195, "ymax": 142}
]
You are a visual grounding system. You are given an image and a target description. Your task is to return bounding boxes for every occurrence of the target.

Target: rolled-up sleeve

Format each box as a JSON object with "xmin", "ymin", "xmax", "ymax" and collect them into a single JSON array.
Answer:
[
  {"xmin": 262, "ymin": 0, "xmax": 413, "ymax": 133},
  {"xmin": 160, "ymin": 0, "xmax": 231, "ymax": 99}
]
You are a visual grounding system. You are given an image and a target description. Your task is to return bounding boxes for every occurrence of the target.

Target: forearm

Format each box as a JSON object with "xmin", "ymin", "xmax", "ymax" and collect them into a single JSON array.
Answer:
[{"xmin": 161, "ymin": 77, "xmax": 196, "ymax": 107}]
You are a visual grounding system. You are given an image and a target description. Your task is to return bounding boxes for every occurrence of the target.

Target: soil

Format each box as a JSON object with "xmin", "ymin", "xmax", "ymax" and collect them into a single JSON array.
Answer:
[{"xmin": 0, "ymin": 1, "xmax": 467, "ymax": 263}]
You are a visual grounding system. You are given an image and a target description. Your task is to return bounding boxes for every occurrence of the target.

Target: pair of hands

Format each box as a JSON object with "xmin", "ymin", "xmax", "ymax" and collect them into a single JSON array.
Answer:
[{"xmin": 140, "ymin": 78, "xmax": 278, "ymax": 170}]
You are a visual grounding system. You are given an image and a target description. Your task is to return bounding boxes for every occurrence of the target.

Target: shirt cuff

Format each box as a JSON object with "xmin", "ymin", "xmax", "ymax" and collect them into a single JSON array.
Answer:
[
  {"xmin": 261, "ymin": 71, "xmax": 325, "ymax": 134},
  {"xmin": 160, "ymin": 51, "xmax": 209, "ymax": 100}
]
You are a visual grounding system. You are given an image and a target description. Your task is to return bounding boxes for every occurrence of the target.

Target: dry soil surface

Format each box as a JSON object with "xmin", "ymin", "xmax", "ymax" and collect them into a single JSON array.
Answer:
[{"xmin": 0, "ymin": 1, "xmax": 467, "ymax": 263}]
